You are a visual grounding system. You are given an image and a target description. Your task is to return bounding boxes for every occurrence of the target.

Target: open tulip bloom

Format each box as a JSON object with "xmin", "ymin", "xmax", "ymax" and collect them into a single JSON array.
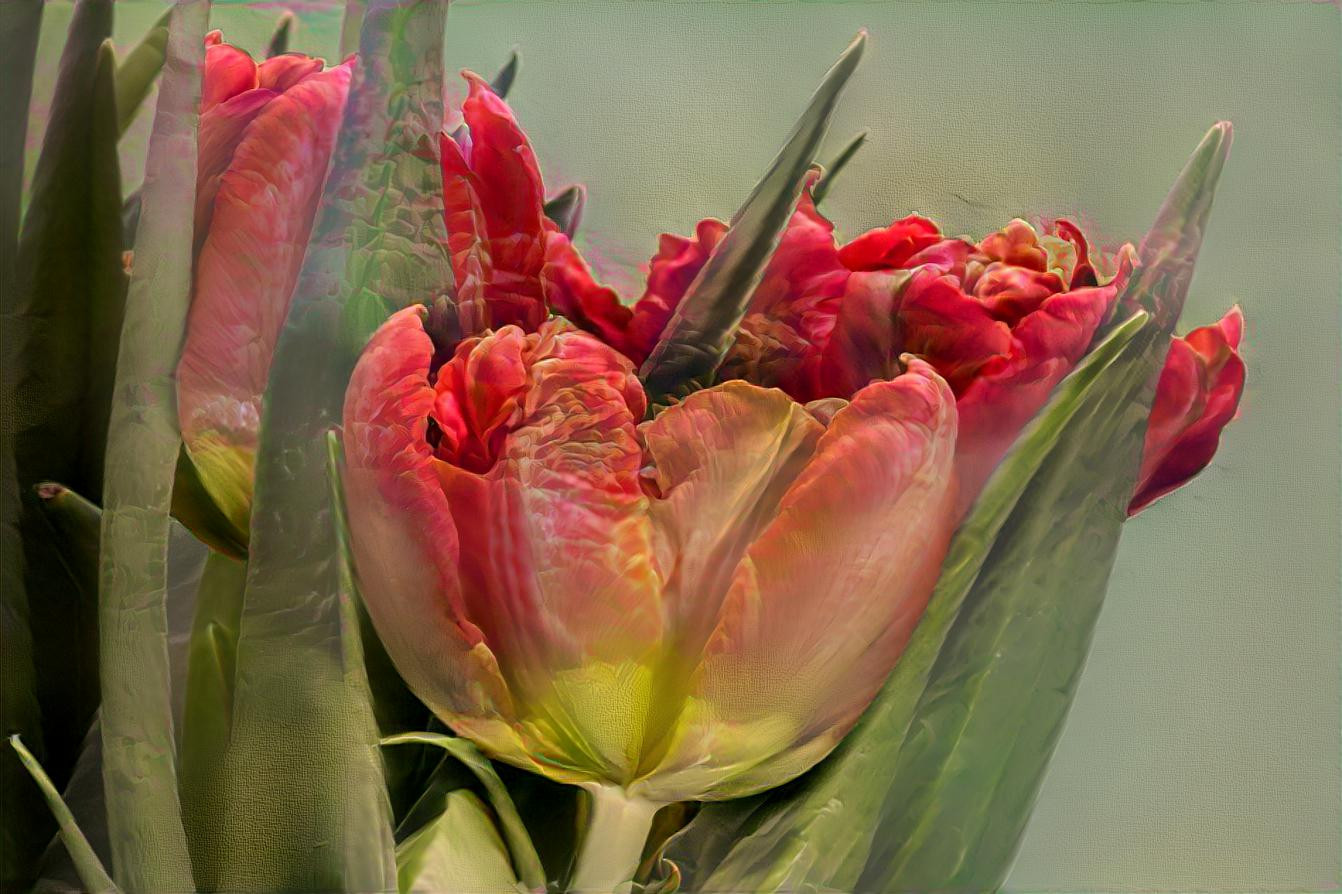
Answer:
[{"xmin": 5, "ymin": 5, "xmax": 1248, "ymax": 894}]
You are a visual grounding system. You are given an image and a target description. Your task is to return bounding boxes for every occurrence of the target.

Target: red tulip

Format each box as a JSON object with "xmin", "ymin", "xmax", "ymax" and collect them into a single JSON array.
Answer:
[
  {"xmin": 175, "ymin": 34, "xmax": 353, "ymax": 537},
  {"xmin": 434, "ymin": 75, "xmax": 1244, "ymax": 522},
  {"xmin": 341, "ymin": 305, "xmax": 958, "ymax": 805},
  {"xmin": 1129, "ymin": 307, "xmax": 1246, "ymax": 513}
]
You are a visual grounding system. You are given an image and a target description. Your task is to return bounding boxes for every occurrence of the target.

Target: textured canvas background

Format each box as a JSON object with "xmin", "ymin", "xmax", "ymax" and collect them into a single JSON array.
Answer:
[{"xmin": 29, "ymin": 1, "xmax": 1342, "ymax": 891}]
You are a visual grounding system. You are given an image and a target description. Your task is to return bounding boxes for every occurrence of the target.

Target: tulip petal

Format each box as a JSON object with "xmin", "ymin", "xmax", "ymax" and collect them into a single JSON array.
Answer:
[
  {"xmin": 201, "ymin": 36, "xmax": 257, "ymax": 112},
  {"xmin": 640, "ymin": 359, "xmax": 958, "ymax": 801},
  {"xmin": 439, "ymin": 72, "xmax": 550, "ymax": 332},
  {"xmin": 256, "ymin": 53, "xmax": 324, "ymax": 92},
  {"xmin": 195, "ymin": 88, "xmax": 277, "ymax": 254},
  {"xmin": 341, "ymin": 307, "xmax": 520, "ymax": 753},
  {"xmin": 1129, "ymin": 306, "xmax": 1245, "ymax": 512},
  {"xmin": 431, "ymin": 321, "xmax": 663, "ymax": 783},
  {"xmin": 177, "ymin": 61, "xmax": 352, "ymax": 535},
  {"xmin": 641, "ymin": 382, "xmax": 825, "ymax": 665}
]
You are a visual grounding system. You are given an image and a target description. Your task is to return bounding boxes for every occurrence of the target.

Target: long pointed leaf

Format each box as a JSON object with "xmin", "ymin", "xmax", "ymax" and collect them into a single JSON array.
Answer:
[
  {"xmin": 3, "ymin": 4, "xmax": 120, "ymax": 886},
  {"xmin": 383, "ymin": 733, "xmax": 547, "ymax": 891},
  {"xmin": 859, "ymin": 123, "xmax": 1233, "ymax": 893},
  {"xmin": 811, "ymin": 128, "xmax": 867, "ymax": 205},
  {"xmin": 638, "ymin": 32, "xmax": 864, "ymax": 404},
  {"xmin": 113, "ymin": 10, "xmax": 171, "ymax": 138},
  {"xmin": 0, "ymin": 0, "xmax": 41, "ymax": 293},
  {"xmin": 265, "ymin": 12, "xmax": 295, "ymax": 58},
  {"xmin": 9, "ymin": 736, "xmax": 117, "ymax": 894},
  {"xmin": 669, "ymin": 312, "xmax": 1151, "ymax": 891},
  {"xmin": 97, "ymin": 3, "xmax": 208, "ymax": 891},
  {"xmin": 213, "ymin": 3, "xmax": 453, "ymax": 889}
]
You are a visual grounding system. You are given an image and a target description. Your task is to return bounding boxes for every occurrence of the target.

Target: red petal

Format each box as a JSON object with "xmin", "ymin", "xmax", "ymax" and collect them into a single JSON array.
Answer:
[
  {"xmin": 256, "ymin": 54, "xmax": 325, "ymax": 93},
  {"xmin": 1129, "ymin": 306, "xmax": 1246, "ymax": 513},
  {"xmin": 625, "ymin": 218, "xmax": 728, "ymax": 363},
  {"xmin": 838, "ymin": 215, "xmax": 943, "ymax": 271}
]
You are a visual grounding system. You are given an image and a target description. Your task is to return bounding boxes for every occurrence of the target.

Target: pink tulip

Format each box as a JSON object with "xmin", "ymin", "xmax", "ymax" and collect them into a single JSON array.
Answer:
[
  {"xmin": 175, "ymin": 34, "xmax": 353, "ymax": 538},
  {"xmin": 1130, "ymin": 307, "xmax": 1246, "ymax": 513},
  {"xmin": 341, "ymin": 305, "xmax": 958, "ymax": 806}
]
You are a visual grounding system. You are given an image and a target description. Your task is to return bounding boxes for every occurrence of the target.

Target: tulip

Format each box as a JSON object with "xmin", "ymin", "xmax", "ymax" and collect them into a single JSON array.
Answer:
[
  {"xmin": 341, "ymin": 305, "xmax": 959, "ymax": 888},
  {"xmin": 175, "ymin": 34, "xmax": 353, "ymax": 541},
  {"xmin": 1129, "ymin": 306, "xmax": 1246, "ymax": 513}
]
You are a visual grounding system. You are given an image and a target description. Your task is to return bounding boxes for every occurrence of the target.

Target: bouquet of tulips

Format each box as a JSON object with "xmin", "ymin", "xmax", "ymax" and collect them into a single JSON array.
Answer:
[{"xmin": 2, "ymin": 2, "xmax": 1247, "ymax": 892}]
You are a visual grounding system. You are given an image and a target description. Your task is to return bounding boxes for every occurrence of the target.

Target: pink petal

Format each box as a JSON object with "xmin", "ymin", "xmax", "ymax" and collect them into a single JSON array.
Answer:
[
  {"xmin": 437, "ymin": 72, "xmax": 550, "ymax": 332},
  {"xmin": 429, "ymin": 321, "xmax": 662, "ymax": 781},
  {"xmin": 256, "ymin": 54, "xmax": 325, "ymax": 92},
  {"xmin": 541, "ymin": 230, "xmax": 634, "ymax": 350},
  {"xmin": 642, "ymin": 359, "xmax": 958, "ymax": 800},
  {"xmin": 201, "ymin": 37, "xmax": 257, "ymax": 113},
  {"xmin": 176, "ymin": 61, "xmax": 352, "ymax": 534},
  {"xmin": 640, "ymin": 382, "xmax": 824, "ymax": 665},
  {"xmin": 195, "ymin": 88, "xmax": 278, "ymax": 255},
  {"xmin": 838, "ymin": 214, "xmax": 944, "ymax": 271},
  {"xmin": 341, "ymin": 307, "xmax": 520, "ymax": 750}
]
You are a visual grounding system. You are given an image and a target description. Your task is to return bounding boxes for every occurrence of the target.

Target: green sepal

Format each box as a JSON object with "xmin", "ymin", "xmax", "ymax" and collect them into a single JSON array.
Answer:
[{"xmin": 170, "ymin": 447, "xmax": 248, "ymax": 559}]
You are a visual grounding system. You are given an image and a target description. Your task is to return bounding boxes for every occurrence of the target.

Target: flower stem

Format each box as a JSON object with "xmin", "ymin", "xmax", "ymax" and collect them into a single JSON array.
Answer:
[{"xmin": 568, "ymin": 784, "xmax": 662, "ymax": 893}]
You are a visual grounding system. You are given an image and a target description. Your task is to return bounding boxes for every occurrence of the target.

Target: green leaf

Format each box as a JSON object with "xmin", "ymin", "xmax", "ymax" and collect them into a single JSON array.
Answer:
[
  {"xmin": 543, "ymin": 184, "xmax": 585, "ymax": 239},
  {"xmin": 858, "ymin": 122, "xmax": 1233, "ymax": 894},
  {"xmin": 211, "ymin": 3, "xmax": 454, "ymax": 889},
  {"xmin": 638, "ymin": 31, "xmax": 865, "ymax": 405},
  {"xmin": 0, "ymin": 0, "xmax": 41, "ymax": 292},
  {"xmin": 668, "ymin": 311, "xmax": 1152, "ymax": 890},
  {"xmin": 96, "ymin": 2, "xmax": 209, "ymax": 891},
  {"xmin": 396, "ymin": 790, "xmax": 523, "ymax": 894},
  {"xmin": 113, "ymin": 10, "xmax": 170, "ymax": 138},
  {"xmin": 3, "ymin": 3, "xmax": 121, "ymax": 885},
  {"xmin": 265, "ymin": 11, "xmax": 295, "ymax": 58},
  {"xmin": 176, "ymin": 550, "xmax": 246, "ymax": 890},
  {"xmin": 811, "ymin": 128, "xmax": 867, "ymax": 206},
  {"xmin": 383, "ymin": 733, "xmax": 547, "ymax": 891},
  {"xmin": 9, "ymin": 735, "xmax": 118, "ymax": 894}
]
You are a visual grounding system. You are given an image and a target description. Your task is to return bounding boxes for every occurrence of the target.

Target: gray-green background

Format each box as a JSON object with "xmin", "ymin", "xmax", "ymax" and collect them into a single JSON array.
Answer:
[{"xmin": 29, "ymin": 1, "xmax": 1341, "ymax": 890}]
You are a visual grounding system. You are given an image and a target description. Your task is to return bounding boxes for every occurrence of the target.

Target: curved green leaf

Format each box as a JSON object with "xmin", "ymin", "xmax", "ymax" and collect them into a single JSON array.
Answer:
[
  {"xmin": 9, "ymin": 736, "xmax": 118, "ymax": 894},
  {"xmin": 97, "ymin": 3, "xmax": 208, "ymax": 891},
  {"xmin": 638, "ymin": 31, "xmax": 865, "ymax": 405},
  {"xmin": 383, "ymin": 733, "xmax": 547, "ymax": 892}
]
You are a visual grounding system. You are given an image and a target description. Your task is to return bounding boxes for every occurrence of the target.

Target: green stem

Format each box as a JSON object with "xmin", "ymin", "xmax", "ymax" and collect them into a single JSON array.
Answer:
[{"xmin": 569, "ymin": 784, "xmax": 662, "ymax": 893}]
